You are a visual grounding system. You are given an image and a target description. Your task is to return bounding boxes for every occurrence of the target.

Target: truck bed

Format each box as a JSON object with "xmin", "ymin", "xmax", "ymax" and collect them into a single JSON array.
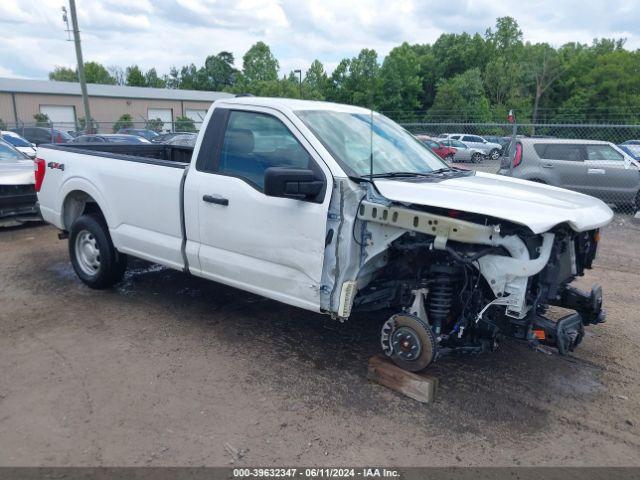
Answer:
[{"xmin": 42, "ymin": 143, "xmax": 193, "ymax": 167}]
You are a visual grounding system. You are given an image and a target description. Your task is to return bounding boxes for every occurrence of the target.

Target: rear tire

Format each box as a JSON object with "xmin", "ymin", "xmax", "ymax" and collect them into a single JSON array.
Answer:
[
  {"xmin": 471, "ymin": 152, "xmax": 483, "ymax": 163},
  {"xmin": 69, "ymin": 214, "xmax": 127, "ymax": 289},
  {"xmin": 489, "ymin": 148, "xmax": 500, "ymax": 160}
]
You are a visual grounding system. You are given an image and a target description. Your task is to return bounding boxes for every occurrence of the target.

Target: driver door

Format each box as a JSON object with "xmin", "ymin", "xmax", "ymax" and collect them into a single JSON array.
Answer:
[{"xmin": 184, "ymin": 106, "xmax": 333, "ymax": 312}]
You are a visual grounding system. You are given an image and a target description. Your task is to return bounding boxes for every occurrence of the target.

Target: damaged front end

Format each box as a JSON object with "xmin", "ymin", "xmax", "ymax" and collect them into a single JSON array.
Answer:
[{"xmin": 321, "ymin": 179, "xmax": 607, "ymax": 372}]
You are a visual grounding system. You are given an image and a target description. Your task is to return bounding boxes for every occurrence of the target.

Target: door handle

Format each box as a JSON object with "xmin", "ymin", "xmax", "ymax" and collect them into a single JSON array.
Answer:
[
  {"xmin": 542, "ymin": 163, "xmax": 554, "ymax": 168},
  {"xmin": 587, "ymin": 168, "xmax": 606, "ymax": 175},
  {"xmin": 202, "ymin": 194, "xmax": 229, "ymax": 206}
]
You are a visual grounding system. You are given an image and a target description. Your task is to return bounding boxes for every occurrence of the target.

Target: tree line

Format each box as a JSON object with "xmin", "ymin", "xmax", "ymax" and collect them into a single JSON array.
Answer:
[{"xmin": 48, "ymin": 17, "xmax": 640, "ymax": 124}]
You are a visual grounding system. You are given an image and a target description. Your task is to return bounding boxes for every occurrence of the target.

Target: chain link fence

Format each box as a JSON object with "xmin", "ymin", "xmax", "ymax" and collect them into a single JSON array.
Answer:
[
  {"xmin": 402, "ymin": 122, "xmax": 640, "ymax": 216},
  {"xmin": 2, "ymin": 117, "xmax": 638, "ymax": 217},
  {"xmin": 4, "ymin": 118, "xmax": 203, "ymax": 143}
]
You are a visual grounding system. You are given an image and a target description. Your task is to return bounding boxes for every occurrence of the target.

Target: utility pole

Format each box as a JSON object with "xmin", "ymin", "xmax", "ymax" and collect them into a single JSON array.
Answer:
[
  {"xmin": 293, "ymin": 69, "xmax": 302, "ymax": 99},
  {"xmin": 66, "ymin": 0, "xmax": 93, "ymax": 133}
]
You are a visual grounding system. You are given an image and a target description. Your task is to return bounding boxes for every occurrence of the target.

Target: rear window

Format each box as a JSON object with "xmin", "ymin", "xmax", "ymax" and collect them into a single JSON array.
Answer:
[{"xmin": 534, "ymin": 144, "xmax": 583, "ymax": 161}]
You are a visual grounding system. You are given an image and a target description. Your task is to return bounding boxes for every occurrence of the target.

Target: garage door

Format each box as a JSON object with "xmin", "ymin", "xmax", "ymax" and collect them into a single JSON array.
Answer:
[
  {"xmin": 40, "ymin": 105, "xmax": 76, "ymax": 131},
  {"xmin": 185, "ymin": 109, "xmax": 207, "ymax": 130},
  {"xmin": 148, "ymin": 108, "xmax": 173, "ymax": 132}
]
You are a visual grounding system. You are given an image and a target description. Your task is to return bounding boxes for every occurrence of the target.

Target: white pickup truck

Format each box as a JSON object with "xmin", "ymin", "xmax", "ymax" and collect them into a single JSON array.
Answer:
[{"xmin": 36, "ymin": 97, "xmax": 613, "ymax": 371}]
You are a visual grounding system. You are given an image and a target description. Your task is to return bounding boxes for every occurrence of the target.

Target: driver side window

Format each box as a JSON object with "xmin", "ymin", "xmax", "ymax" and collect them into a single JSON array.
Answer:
[{"xmin": 219, "ymin": 111, "xmax": 312, "ymax": 191}]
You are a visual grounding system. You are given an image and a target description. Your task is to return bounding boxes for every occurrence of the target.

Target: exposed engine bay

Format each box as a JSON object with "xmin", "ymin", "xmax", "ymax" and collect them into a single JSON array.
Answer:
[{"xmin": 322, "ymin": 181, "xmax": 606, "ymax": 372}]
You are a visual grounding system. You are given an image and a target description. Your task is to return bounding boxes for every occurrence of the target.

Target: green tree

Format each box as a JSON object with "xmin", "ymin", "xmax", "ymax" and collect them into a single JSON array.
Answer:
[
  {"xmin": 144, "ymin": 68, "xmax": 166, "ymax": 88},
  {"xmin": 125, "ymin": 65, "xmax": 146, "ymax": 86},
  {"xmin": 199, "ymin": 51, "xmax": 238, "ymax": 90},
  {"xmin": 303, "ymin": 60, "xmax": 328, "ymax": 100},
  {"xmin": 165, "ymin": 67, "xmax": 181, "ymax": 89},
  {"xmin": 34, "ymin": 112, "xmax": 50, "ymax": 127},
  {"xmin": 175, "ymin": 116, "xmax": 196, "ymax": 132},
  {"xmin": 77, "ymin": 116, "xmax": 98, "ymax": 132},
  {"xmin": 49, "ymin": 66, "xmax": 77, "ymax": 82},
  {"xmin": 525, "ymin": 43, "xmax": 566, "ymax": 126},
  {"xmin": 327, "ymin": 49, "xmax": 380, "ymax": 108},
  {"xmin": 379, "ymin": 43, "xmax": 421, "ymax": 119},
  {"xmin": 427, "ymin": 68, "xmax": 491, "ymax": 122},
  {"xmin": 242, "ymin": 41, "xmax": 279, "ymax": 84},
  {"xmin": 83, "ymin": 61, "xmax": 116, "ymax": 84},
  {"xmin": 146, "ymin": 118, "xmax": 164, "ymax": 132},
  {"xmin": 485, "ymin": 17, "xmax": 523, "ymax": 54},
  {"xmin": 112, "ymin": 113, "xmax": 133, "ymax": 132}
]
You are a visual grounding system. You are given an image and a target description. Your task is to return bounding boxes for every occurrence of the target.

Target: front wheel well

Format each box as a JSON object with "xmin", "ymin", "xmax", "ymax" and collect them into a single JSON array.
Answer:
[{"xmin": 62, "ymin": 190, "xmax": 106, "ymax": 230}]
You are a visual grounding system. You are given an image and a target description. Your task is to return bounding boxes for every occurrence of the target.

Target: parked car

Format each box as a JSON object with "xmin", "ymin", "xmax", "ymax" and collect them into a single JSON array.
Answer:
[
  {"xmin": 1, "ymin": 130, "xmax": 37, "ymax": 158},
  {"xmin": 438, "ymin": 133, "xmax": 502, "ymax": 159},
  {"xmin": 415, "ymin": 135, "xmax": 456, "ymax": 160},
  {"xmin": 0, "ymin": 140, "xmax": 39, "ymax": 226},
  {"xmin": 11, "ymin": 127, "xmax": 73, "ymax": 146},
  {"xmin": 71, "ymin": 134, "xmax": 151, "ymax": 144},
  {"xmin": 618, "ymin": 143, "xmax": 640, "ymax": 161},
  {"xmin": 621, "ymin": 140, "xmax": 640, "ymax": 146},
  {"xmin": 164, "ymin": 133, "xmax": 198, "ymax": 147},
  {"xmin": 440, "ymin": 138, "xmax": 486, "ymax": 163},
  {"xmin": 498, "ymin": 138, "xmax": 640, "ymax": 210},
  {"xmin": 35, "ymin": 97, "xmax": 611, "ymax": 372},
  {"xmin": 152, "ymin": 132, "xmax": 196, "ymax": 143},
  {"xmin": 117, "ymin": 128, "xmax": 159, "ymax": 141}
]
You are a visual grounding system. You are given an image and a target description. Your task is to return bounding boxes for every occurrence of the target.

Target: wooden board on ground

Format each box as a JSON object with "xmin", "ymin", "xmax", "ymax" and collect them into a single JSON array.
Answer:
[{"xmin": 367, "ymin": 355, "xmax": 439, "ymax": 403}]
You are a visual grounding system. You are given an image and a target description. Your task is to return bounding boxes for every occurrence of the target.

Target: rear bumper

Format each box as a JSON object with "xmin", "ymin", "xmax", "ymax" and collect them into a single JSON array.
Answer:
[{"xmin": 0, "ymin": 184, "xmax": 40, "ymax": 222}]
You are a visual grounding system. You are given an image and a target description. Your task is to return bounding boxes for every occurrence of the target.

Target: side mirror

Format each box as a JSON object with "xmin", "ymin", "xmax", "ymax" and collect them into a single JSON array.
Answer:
[{"xmin": 264, "ymin": 167, "xmax": 324, "ymax": 202}]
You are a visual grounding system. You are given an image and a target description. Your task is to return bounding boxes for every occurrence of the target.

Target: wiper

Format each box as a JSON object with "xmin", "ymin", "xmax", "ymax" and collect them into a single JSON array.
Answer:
[{"xmin": 366, "ymin": 171, "xmax": 441, "ymax": 179}]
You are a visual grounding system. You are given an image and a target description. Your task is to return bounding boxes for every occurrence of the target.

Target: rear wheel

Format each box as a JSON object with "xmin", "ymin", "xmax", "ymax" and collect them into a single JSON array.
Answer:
[
  {"xmin": 489, "ymin": 148, "xmax": 500, "ymax": 160},
  {"xmin": 69, "ymin": 214, "xmax": 127, "ymax": 289},
  {"xmin": 471, "ymin": 152, "xmax": 483, "ymax": 163},
  {"xmin": 381, "ymin": 314, "xmax": 437, "ymax": 372}
]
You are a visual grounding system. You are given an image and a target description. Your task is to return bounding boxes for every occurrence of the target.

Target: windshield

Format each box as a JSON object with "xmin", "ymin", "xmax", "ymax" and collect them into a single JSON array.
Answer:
[
  {"xmin": 2, "ymin": 133, "xmax": 31, "ymax": 148},
  {"xmin": 296, "ymin": 110, "xmax": 447, "ymax": 177},
  {"xmin": 0, "ymin": 141, "xmax": 27, "ymax": 161}
]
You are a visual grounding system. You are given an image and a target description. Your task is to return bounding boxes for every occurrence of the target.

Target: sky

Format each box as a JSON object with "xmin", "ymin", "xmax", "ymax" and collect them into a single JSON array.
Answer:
[{"xmin": 0, "ymin": 0, "xmax": 639, "ymax": 81}]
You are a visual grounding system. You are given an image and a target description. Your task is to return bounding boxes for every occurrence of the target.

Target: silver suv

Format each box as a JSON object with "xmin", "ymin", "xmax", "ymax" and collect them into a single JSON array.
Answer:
[
  {"xmin": 438, "ymin": 133, "xmax": 502, "ymax": 159},
  {"xmin": 498, "ymin": 138, "xmax": 640, "ymax": 210}
]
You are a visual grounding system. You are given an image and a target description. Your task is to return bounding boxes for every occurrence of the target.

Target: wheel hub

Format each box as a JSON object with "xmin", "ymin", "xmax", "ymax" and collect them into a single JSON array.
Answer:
[
  {"xmin": 75, "ymin": 230, "xmax": 101, "ymax": 276},
  {"xmin": 391, "ymin": 327, "xmax": 422, "ymax": 361}
]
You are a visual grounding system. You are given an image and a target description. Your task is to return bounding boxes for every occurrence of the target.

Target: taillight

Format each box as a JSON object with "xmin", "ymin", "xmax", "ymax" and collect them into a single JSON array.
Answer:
[
  {"xmin": 513, "ymin": 142, "xmax": 523, "ymax": 167},
  {"xmin": 34, "ymin": 158, "xmax": 46, "ymax": 192}
]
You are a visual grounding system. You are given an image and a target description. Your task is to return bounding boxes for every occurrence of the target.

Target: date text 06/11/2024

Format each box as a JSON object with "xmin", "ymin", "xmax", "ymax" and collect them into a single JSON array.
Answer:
[{"xmin": 232, "ymin": 468, "xmax": 400, "ymax": 478}]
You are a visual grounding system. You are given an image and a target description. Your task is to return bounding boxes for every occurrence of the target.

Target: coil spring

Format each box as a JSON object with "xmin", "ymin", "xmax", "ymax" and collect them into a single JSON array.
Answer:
[{"xmin": 428, "ymin": 274, "xmax": 454, "ymax": 332}]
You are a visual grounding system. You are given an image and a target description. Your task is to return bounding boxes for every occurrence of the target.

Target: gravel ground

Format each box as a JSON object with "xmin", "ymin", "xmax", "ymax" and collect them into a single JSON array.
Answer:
[{"xmin": 0, "ymin": 217, "xmax": 639, "ymax": 467}]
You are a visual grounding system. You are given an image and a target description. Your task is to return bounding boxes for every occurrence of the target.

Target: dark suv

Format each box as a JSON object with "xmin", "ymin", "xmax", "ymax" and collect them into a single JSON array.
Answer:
[{"xmin": 11, "ymin": 127, "xmax": 73, "ymax": 146}]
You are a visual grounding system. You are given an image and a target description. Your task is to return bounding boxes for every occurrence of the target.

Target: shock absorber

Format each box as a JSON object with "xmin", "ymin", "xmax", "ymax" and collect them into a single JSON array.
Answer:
[{"xmin": 428, "ymin": 265, "xmax": 455, "ymax": 335}]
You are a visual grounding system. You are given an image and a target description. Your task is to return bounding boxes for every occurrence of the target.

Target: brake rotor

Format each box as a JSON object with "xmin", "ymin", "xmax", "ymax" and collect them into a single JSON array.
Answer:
[{"xmin": 381, "ymin": 313, "xmax": 437, "ymax": 372}]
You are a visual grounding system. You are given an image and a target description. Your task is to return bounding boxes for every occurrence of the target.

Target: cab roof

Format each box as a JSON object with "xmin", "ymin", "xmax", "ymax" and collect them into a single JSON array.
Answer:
[{"xmin": 216, "ymin": 96, "xmax": 375, "ymax": 114}]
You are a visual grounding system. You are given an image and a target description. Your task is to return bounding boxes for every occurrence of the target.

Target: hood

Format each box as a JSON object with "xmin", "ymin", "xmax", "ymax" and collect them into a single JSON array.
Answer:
[
  {"xmin": 373, "ymin": 171, "xmax": 613, "ymax": 234},
  {"xmin": 0, "ymin": 160, "xmax": 35, "ymax": 186}
]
